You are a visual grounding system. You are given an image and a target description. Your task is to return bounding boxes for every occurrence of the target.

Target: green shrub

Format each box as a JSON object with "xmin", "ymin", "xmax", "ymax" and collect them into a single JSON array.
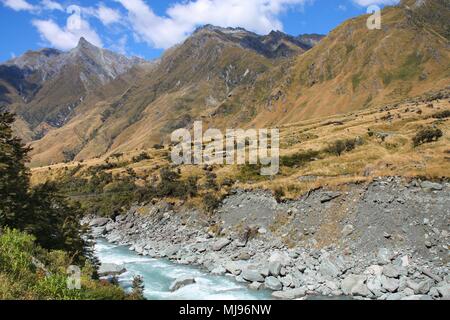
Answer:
[
  {"xmin": 237, "ymin": 164, "xmax": 267, "ymax": 182},
  {"xmin": 132, "ymin": 152, "xmax": 151, "ymax": 163},
  {"xmin": 413, "ymin": 127, "xmax": 443, "ymax": 147},
  {"xmin": 432, "ymin": 110, "xmax": 450, "ymax": 119},
  {"xmin": 204, "ymin": 172, "xmax": 218, "ymax": 190},
  {"xmin": 280, "ymin": 150, "xmax": 319, "ymax": 168},
  {"xmin": 0, "ymin": 228, "xmax": 130, "ymax": 300},
  {"xmin": 203, "ymin": 194, "xmax": 221, "ymax": 213},
  {"xmin": 325, "ymin": 138, "xmax": 360, "ymax": 156},
  {"xmin": 273, "ymin": 187, "xmax": 285, "ymax": 203},
  {"xmin": 157, "ymin": 168, "xmax": 188, "ymax": 198}
]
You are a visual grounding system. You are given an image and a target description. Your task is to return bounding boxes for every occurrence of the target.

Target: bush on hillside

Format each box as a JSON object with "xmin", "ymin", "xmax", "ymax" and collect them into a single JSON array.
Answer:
[
  {"xmin": 325, "ymin": 138, "xmax": 361, "ymax": 156},
  {"xmin": 280, "ymin": 150, "xmax": 320, "ymax": 168},
  {"xmin": 0, "ymin": 228, "xmax": 130, "ymax": 300},
  {"xmin": 413, "ymin": 127, "xmax": 443, "ymax": 147},
  {"xmin": 132, "ymin": 152, "xmax": 151, "ymax": 163},
  {"xmin": 432, "ymin": 110, "xmax": 450, "ymax": 119}
]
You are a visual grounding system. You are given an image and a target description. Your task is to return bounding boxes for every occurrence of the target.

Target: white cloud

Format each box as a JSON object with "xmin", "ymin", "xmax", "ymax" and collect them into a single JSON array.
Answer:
[
  {"xmin": 96, "ymin": 4, "xmax": 122, "ymax": 25},
  {"xmin": 116, "ymin": 0, "xmax": 310, "ymax": 49},
  {"xmin": 352, "ymin": 0, "xmax": 400, "ymax": 6},
  {"xmin": 40, "ymin": 0, "xmax": 63, "ymax": 11},
  {"xmin": 109, "ymin": 35, "xmax": 128, "ymax": 54},
  {"xmin": 32, "ymin": 17, "xmax": 103, "ymax": 51},
  {"xmin": 2, "ymin": 0, "xmax": 36, "ymax": 11},
  {"xmin": 2, "ymin": 0, "xmax": 65, "ymax": 12}
]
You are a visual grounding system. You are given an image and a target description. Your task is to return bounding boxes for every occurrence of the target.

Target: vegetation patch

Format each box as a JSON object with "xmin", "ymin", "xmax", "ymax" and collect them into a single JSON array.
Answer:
[
  {"xmin": 412, "ymin": 127, "xmax": 443, "ymax": 147},
  {"xmin": 280, "ymin": 150, "xmax": 320, "ymax": 168}
]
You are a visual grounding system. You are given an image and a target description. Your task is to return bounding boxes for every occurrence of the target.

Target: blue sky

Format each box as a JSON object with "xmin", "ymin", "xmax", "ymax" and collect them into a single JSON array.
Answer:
[{"xmin": 0, "ymin": 0, "xmax": 400, "ymax": 62}]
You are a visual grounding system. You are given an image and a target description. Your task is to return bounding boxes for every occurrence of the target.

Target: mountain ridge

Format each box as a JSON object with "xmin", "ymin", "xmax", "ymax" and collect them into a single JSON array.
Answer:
[{"xmin": 1, "ymin": 2, "xmax": 449, "ymax": 167}]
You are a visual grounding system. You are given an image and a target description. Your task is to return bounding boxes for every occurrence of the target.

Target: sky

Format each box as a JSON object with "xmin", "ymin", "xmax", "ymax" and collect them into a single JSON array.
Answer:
[{"xmin": 0, "ymin": 0, "xmax": 401, "ymax": 62}]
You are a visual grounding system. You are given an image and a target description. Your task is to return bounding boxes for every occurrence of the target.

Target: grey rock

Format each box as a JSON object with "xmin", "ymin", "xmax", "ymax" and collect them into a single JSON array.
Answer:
[
  {"xmin": 436, "ymin": 284, "xmax": 450, "ymax": 298},
  {"xmin": 225, "ymin": 262, "xmax": 242, "ymax": 276},
  {"xmin": 420, "ymin": 181, "xmax": 443, "ymax": 191},
  {"xmin": 319, "ymin": 257, "xmax": 342, "ymax": 278},
  {"xmin": 211, "ymin": 266, "xmax": 226, "ymax": 276},
  {"xmin": 367, "ymin": 276, "xmax": 384, "ymax": 296},
  {"xmin": 381, "ymin": 275, "xmax": 399, "ymax": 293},
  {"xmin": 272, "ymin": 288, "xmax": 306, "ymax": 300},
  {"xmin": 341, "ymin": 275, "xmax": 367, "ymax": 296},
  {"xmin": 265, "ymin": 276, "xmax": 283, "ymax": 291},
  {"xmin": 401, "ymin": 295, "xmax": 433, "ymax": 301},
  {"xmin": 320, "ymin": 192, "xmax": 341, "ymax": 203},
  {"xmin": 280, "ymin": 275, "xmax": 294, "ymax": 288},
  {"xmin": 98, "ymin": 263, "xmax": 126, "ymax": 277},
  {"xmin": 89, "ymin": 218, "xmax": 110, "ymax": 227},
  {"xmin": 242, "ymin": 268, "xmax": 265, "ymax": 283},
  {"xmin": 169, "ymin": 276, "xmax": 196, "ymax": 292},
  {"xmin": 342, "ymin": 225, "xmax": 355, "ymax": 237},
  {"xmin": 382, "ymin": 264, "xmax": 401, "ymax": 278},
  {"xmin": 386, "ymin": 292, "xmax": 405, "ymax": 300},
  {"xmin": 212, "ymin": 238, "xmax": 231, "ymax": 251},
  {"xmin": 377, "ymin": 248, "xmax": 395, "ymax": 265},
  {"xmin": 249, "ymin": 282, "xmax": 263, "ymax": 291},
  {"xmin": 269, "ymin": 261, "xmax": 282, "ymax": 276}
]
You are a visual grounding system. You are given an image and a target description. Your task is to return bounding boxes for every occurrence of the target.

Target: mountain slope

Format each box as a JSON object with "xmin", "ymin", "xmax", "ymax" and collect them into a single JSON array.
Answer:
[
  {"xmin": 0, "ymin": 38, "xmax": 145, "ymax": 140},
  {"xmin": 27, "ymin": 1, "xmax": 450, "ymax": 166},
  {"xmin": 248, "ymin": 0, "xmax": 450, "ymax": 126},
  {"xmin": 28, "ymin": 27, "xmax": 314, "ymax": 166}
]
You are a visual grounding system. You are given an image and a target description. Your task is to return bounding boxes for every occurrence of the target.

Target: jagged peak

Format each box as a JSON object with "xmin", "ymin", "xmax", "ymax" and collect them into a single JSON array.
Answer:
[{"xmin": 74, "ymin": 37, "xmax": 99, "ymax": 52}]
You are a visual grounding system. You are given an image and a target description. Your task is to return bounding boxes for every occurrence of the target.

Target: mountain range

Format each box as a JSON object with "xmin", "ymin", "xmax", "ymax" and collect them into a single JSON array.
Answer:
[{"xmin": 0, "ymin": 0, "xmax": 448, "ymax": 167}]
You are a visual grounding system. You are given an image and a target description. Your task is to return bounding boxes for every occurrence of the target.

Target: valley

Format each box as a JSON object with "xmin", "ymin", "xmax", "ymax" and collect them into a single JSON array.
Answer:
[{"xmin": 0, "ymin": 0, "xmax": 449, "ymax": 301}]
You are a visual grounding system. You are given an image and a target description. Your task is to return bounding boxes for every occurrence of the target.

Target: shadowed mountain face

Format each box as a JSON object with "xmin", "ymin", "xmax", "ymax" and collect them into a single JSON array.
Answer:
[
  {"xmin": 3, "ymin": 1, "xmax": 449, "ymax": 167},
  {"xmin": 0, "ymin": 38, "xmax": 145, "ymax": 139},
  {"xmin": 193, "ymin": 25, "xmax": 324, "ymax": 58}
]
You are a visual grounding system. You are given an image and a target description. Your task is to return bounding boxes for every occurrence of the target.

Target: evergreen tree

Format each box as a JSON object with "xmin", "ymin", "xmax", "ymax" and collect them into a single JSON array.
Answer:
[
  {"xmin": 130, "ymin": 275, "xmax": 145, "ymax": 300},
  {"xmin": 0, "ymin": 110, "xmax": 31, "ymax": 228},
  {"xmin": 0, "ymin": 110, "xmax": 86, "ymax": 260}
]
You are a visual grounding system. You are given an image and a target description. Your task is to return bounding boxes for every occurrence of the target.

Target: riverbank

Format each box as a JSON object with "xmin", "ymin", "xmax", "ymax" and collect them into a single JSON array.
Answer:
[
  {"xmin": 94, "ymin": 239, "xmax": 272, "ymax": 300},
  {"xmin": 86, "ymin": 177, "xmax": 450, "ymax": 300}
]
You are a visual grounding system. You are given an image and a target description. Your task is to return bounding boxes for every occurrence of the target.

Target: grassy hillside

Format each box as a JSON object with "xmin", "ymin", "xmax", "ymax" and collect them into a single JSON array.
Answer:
[
  {"xmin": 27, "ymin": 2, "xmax": 450, "ymax": 167},
  {"xmin": 31, "ymin": 92, "xmax": 450, "ymax": 217}
]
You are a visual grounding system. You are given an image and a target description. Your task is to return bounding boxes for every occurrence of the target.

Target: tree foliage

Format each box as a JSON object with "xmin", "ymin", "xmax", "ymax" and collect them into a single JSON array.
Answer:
[{"xmin": 0, "ymin": 111, "xmax": 85, "ymax": 258}]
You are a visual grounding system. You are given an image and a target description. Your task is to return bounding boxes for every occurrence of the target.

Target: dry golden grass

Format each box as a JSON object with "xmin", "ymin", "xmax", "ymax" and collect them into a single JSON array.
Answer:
[{"xmin": 32, "ymin": 98, "xmax": 450, "ymax": 202}]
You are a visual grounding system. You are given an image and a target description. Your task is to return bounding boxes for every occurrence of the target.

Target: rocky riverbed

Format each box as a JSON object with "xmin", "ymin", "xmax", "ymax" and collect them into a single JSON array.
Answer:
[{"xmin": 85, "ymin": 177, "xmax": 450, "ymax": 300}]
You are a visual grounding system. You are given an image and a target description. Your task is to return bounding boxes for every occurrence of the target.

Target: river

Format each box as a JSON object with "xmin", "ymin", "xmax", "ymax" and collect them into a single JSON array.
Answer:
[{"xmin": 94, "ymin": 239, "xmax": 272, "ymax": 300}]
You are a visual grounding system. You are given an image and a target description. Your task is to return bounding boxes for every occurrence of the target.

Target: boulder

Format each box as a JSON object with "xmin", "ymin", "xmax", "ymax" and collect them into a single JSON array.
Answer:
[
  {"xmin": 401, "ymin": 295, "xmax": 433, "ymax": 301},
  {"xmin": 169, "ymin": 276, "xmax": 196, "ymax": 292},
  {"xmin": 341, "ymin": 275, "xmax": 369, "ymax": 297},
  {"xmin": 272, "ymin": 288, "xmax": 306, "ymax": 300},
  {"xmin": 342, "ymin": 225, "xmax": 355, "ymax": 237},
  {"xmin": 241, "ymin": 268, "xmax": 265, "ymax": 283},
  {"xmin": 320, "ymin": 192, "xmax": 341, "ymax": 203},
  {"xmin": 225, "ymin": 262, "xmax": 242, "ymax": 276},
  {"xmin": 268, "ymin": 261, "xmax": 282, "ymax": 276},
  {"xmin": 319, "ymin": 257, "xmax": 342, "ymax": 278},
  {"xmin": 381, "ymin": 275, "xmax": 399, "ymax": 293},
  {"xmin": 420, "ymin": 181, "xmax": 443, "ymax": 191},
  {"xmin": 377, "ymin": 248, "xmax": 395, "ymax": 265},
  {"xmin": 280, "ymin": 275, "xmax": 294, "ymax": 288},
  {"xmin": 436, "ymin": 284, "xmax": 450, "ymax": 298},
  {"xmin": 382, "ymin": 264, "xmax": 402, "ymax": 278},
  {"xmin": 211, "ymin": 266, "xmax": 226, "ymax": 276},
  {"xmin": 265, "ymin": 276, "xmax": 283, "ymax": 291},
  {"xmin": 212, "ymin": 238, "xmax": 231, "ymax": 251},
  {"xmin": 367, "ymin": 276, "xmax": 384, "ymax": 296},
  {"xmin": 98, "ymin": 263, "xmax": 126, "ymax": 277},
  {"xmin": 249, "ymin": 282, "xmax": 263, "ymax": 291},
  {"xmin": 89, "ymin": 218, "xmax": 110, "ymax": 227}
]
